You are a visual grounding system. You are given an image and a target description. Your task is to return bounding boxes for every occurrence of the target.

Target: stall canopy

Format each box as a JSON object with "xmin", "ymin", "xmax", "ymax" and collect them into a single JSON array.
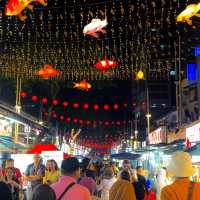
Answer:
[
  {"xmin": 0, "ymin": 136, "xmax": 26, "ymax": 152},
  {"xmin": 185, "ymin": 142, "xmax": 200, "ymax": 156},
  {"xmin": 27, "ymin": 144, "xmax": 58, "ymax": 154},
  {"xmin": 110, "ymin": 152, "xmax": 141, "ymax": 160}
]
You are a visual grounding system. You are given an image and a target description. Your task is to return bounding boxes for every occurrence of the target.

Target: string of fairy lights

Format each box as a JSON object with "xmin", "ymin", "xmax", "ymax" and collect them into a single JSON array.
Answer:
[{"xmin": 0, "ymin": 0, "xmax": 197, "ymax": 81}]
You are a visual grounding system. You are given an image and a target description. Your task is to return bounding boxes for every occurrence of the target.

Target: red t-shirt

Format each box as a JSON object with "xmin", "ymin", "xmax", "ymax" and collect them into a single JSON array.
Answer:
[
  {"xmin": 2, "ymin": 168, "xmax": 22, "ymax": 179},
  {"xmin": 144, "ymin": 191, "xmax": 156, "ymax": 200}
]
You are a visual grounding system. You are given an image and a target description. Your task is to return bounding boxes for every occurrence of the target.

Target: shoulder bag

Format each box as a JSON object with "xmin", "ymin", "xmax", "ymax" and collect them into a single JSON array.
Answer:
[{"xmin": 57, "ymin": 182, "xmax": 76, "ymax": 200}]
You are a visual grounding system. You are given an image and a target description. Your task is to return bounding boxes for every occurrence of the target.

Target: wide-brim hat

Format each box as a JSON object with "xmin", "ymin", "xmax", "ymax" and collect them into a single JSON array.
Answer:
[{"xmin": 167, "ymin": 151, "xmax": 195, "ymax": 177}]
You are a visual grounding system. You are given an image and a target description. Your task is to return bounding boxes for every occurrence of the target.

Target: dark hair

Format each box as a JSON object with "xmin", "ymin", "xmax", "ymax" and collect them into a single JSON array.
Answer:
[
  {"xmin": 46, "ymin": 159, "xmax": 59, "ymax": 171},
  {"xmin": 81, "ymin": 157, "xmax": 91, "ymax": 172},
  {"xmin": 61, "ymin": 157, "xmax": 80, "ymax": 175},
  {"xmin": 6, "ymin": 159, "xmax": 14, "ymax": 162},
  {"xmin": 136, "ymin": 166, "xmax": 142, "ymax": 170},
  {"xmin": 120, "ymin": 170, "xmax": 130, "ymax": 181},
  {"xmin": 32, "ymin": 184, "xmax": 56, "ymax": 200},
  {"xmin": 0, "ymin": 181, "xmax": 12, "ymax": 200},
  {"xmin": 123, "ymin": 159, "xmax": 130, "ymax": 164}
]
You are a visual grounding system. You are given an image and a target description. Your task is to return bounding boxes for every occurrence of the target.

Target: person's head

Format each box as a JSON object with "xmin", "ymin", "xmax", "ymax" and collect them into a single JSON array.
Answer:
[
  {"xmin": 61, "ymin": 157, "xmax": 80, "ymax": 179},
  {"xmin": 167, "ymin": 151, "xmax": 195, "ymax": 178},
  {"xmin": 81, "ymin": 157, "xmax": 91, "ymax": 172},
  {"xmin": 5, "ymin": 167, "xmax": 14, "ymax": 179},
  {"xmin": 120, "ymin": 170, "xmax": 130, "ymax": 182},
  {"xmin": 122, "ymin": 160, "xmax": 131, "ymax": 171},
  {"xmin": 0, "ymin": 181, "xmax": 12, "ymax": 200},
  {"xmin": 5, "ymin": 159, "xmax": 14, "ymax": 168},
  {"xmin": 32, "ymin": 184, "xmax": 56, "ymax": 200},
  {"xmin": 136, "ymin": 166, "xmax": 143, "ymax": 175},
  {"xmin": 33, "ymin": 154, "xmax": 42, "ymax": 165},
  {"xmin": 87, "ymin": 162, "xmax": 96, "ymax": 171},
  {"xmin": 85, "ymin": 169, "xmax": 96, "ymax": 180},
  {"xmin": 46, "ymin": 160, "xmax": 58, "ymax": 171},
  {"xmin": 103, "ymin": 167, "xmax": 114, "ymax": 179}
]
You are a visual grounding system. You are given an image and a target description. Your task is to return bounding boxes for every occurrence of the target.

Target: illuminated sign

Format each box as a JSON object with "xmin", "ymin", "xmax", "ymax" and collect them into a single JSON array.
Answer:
[
  {"xmin": 186, "ymin": 122, "xmax": 200, "ymax": 143},
  {"xmin": 149, "ymin": 127, "xmax": 166, "ymax": 145},
  {"xmin": 195, "ymin": 45, "xmax": 200, "ymax": 56},
  {"xmin": 187, "ymin": 63, "xmax": 196, "ymax": 81}
]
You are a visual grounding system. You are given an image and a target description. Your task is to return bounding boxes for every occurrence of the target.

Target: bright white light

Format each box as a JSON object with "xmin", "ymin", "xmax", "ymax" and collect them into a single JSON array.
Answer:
[{"xmin": 146, "ymin": 113, "xmax": 151, "ymax": 118}]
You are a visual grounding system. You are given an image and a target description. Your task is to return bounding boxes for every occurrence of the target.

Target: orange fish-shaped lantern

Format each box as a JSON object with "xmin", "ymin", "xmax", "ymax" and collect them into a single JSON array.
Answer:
[
  {"xmin": 73, "ymin": 80, "xmax": 92, "ymax": 91},
  {"xmin": 5, "ymin": 0, "xmax": 47, "ymax": 21},
  {"xmin": 37, "ymin": 64, "xmax": 60, "ymax": 79}
]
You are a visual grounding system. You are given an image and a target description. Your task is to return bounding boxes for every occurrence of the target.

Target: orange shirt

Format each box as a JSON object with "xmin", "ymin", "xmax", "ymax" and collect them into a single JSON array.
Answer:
[{"xmin": 161, "ymin": 178, "xmax": 200, "ymax": 200}]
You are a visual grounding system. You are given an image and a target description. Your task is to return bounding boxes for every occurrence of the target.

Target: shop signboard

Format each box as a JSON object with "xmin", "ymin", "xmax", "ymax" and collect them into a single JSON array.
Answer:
[
  {"xmin": 186, "ymin": 122, "xmax": 200, "ymax": 143},
  {"xmin": 149, "ymin": 127, "xmax": 167, "ymax": 145}
]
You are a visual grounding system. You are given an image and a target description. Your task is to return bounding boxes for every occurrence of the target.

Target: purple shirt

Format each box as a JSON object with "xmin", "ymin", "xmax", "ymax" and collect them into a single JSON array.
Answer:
[
  {"xmin": 79, "ymin": 177, "xmax": 97, "ymax": 195},
  {"xmin": 51, "ymin": 176, "xmax": 92, "ymax": 200}
]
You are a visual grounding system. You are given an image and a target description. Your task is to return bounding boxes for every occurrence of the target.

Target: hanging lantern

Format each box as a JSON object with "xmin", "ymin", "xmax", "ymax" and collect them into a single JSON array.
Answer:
[
  {"xmin": 73, "ymin": 102, "xmax": 79, "ymax": 108},
  {"xmin": 60, "ymin": 115, "xmax": 65, "ymax": 121},
  {"xmin": 52, "ymin": 99, "xmax": 59, "ymax": 106},
  {"xmin": 79, "ymin": 119, "xmax": 83, "ymax": 125},
  {"xmin": 116, "ymin": 121, "xmax": 121, "ymax": 126},
  {"xmin": 52, "ymin": 113, "xmax": 57, "ymax": 118},
  {"xmin": 93, "ymin": 104, "xmax": 99, "ymax": 110},
  {"xmin": 21, "ymin": 91, "xmax": 28, "ymax": 98},
  {"xmin": 83, "ymin": 103, "xmax": 89, "ymax": 110},
  {"xmin": 66, "ymin": 117, "xmax": 71, "ymax": 123},
  {"xmin": 43, "ymin": 112, "xmax": 48, "ymax": 117},
  {"xmin": 37, "ymin": 64, "xmax": 60, "ymax": 79},
  {"xmin": 104, "ymin": 104, "xmax": 110, "ymax": 110},
  {"xmin": 73, "ymin": 118, "xmax": 78, "ymax": 123},
  {"xmin": 136, "ymin": 70, "xmax": 145, "ymax": 80},
  {"xmin": 104, "ymin": 121, "xmax": 109, "ymax": 126},
  {"xmin": 41, "ymin": 97, "xmax": 48, "ymax": 104},
  {"xmin": 86, "ymin": 120, "xmax": 91, "ymax": 125},
  {"xmin": 95, "ymin": 59, "xmax": 118, "ymax": 70},
  {"xmin": 113, "ymin": 104, "xmax": 119, "ymax": 110},
  {"xmin": 63, "ymin": 101, "xmax": 69, "ymax": 107},
  {"xmin": 32, "ymin": 95, "xmax": 38, "ymax": 102}
]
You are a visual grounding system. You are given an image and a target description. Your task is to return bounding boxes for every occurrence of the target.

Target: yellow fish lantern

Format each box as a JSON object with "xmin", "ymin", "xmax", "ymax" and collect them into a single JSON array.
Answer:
[
  {"xmin": 177, "ymin": 3, "xmax": 200, "ymax": 25},
  {"xmin": 136, "ymin": 70, "xmax": 145, "ymax": 80}
]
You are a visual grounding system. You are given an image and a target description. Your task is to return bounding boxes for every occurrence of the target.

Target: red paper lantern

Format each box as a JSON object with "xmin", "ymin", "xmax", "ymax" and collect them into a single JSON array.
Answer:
[
  {"xmin": 73, "ymin": 103, "xmax": 79, "ymax": 109},
  {"xmin": 104, "ymin": 104, "xmax": 110, "ymax": 110},
  {"xmin": 32, "ymin": 95, "xmax": 38, "ymax": 102},
  {"xmin": 73, "ymin": 118, "xmax": 78, "ymax": 123},
  {"xmin": 52, "ymin": 99, "xmax": 59, "ymax": 106},
  {"xmin": 79, "ymin": 119, "xmax": 83, "ymax": 125},
  {"xmin": 86, "ymin": 120, "xmax": 91, "ymax": 125},
  {"xmin": 43, "ymin": 112, "xmax": 48, "ymax": 117},
  {"xmin": 116, "ymin": 121, "xmax": 121, "ymax": 126},
  {"xmin": 66, "ymin": 117, "xmax": 71, "ymax": 123},
  {"xmin": 21, "ymin": 92, "xmax": 28, "ymax": 98},
  {"xmin": 93, "ymin": 104, "xmax": 99, "ymax": 110},
  {"xmin": 104, "ymin": 121, "xmax": 109, "ymax": 126},
  {"xmin": 83, "ymin": 103, "xmax": 89, "ymax": 110},
  {"xmin": 52, "ymin": 113, "xmax": 57, "ymax": 118},
  {"xmin": 41, "ymin": 97, "xmax": 48, "ymax": 104},
  {"xmin": 113, "ymin": 104, "xmax": 119, "ymax": 110},
  {"xmin": 60, "ymin": 115, "xmax": 64, "ymax": 121},
  {"xmin": 63, "ymin": 101, "xmax": 69, "ymax": 107}
]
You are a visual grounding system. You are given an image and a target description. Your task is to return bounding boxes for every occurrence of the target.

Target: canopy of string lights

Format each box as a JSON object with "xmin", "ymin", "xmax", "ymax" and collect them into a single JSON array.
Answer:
[{"xmin": 1, "ymin": 0, "xmax": 199, "ymax": 80}]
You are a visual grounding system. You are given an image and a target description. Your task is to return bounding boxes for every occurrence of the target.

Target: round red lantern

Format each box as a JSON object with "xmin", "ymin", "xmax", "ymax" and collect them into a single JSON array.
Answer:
[
  {"xmin": 43, "ymin": 112, "xmax": 48, "ymax": 117},
  {"xmin": 116, "ymin": 121, "xmax": 121, "ymax": 126},
  {"xmin": 41, "ymin": 97, "xmax": 48, "ymax": 104},
  {"xmin": 66, "ymin": 117, "xmax": 71, "ymax": 123},
  {"xmin": 52, "ymin": 99, "xmax": 59, "ymax": 106},
  {"xmin": 32, "ymin": 95, "xmax": 38, "ymax": 102},
  {"xmin": 104, "ymin": 121, "xmax": 109, "ymax": 126},
  {"xmin": 93, "ymin": 104, "xmax": 99, "ymax": 110},
  {"xmin": 73, "ymin": 118, "xmax": 78, "ymax": 123},
  {"xmin": 60, "ymin": 115, "xmax": 64, "ymax": 121},
  {"xmin": 83, "ymin": 103, "xmax": 89, "ymax": 110},
  {"xmin": 63, "ymin": 101, "xmax": 69, "ymax": 107},
  {"xmin": 86, "ymin": 120, "xmax": 91, "ymax": 125},
  {"xmin": 73, "ymin": 103, "xmax": 79, "ymax": 109},
  {"xmin": 52, "ymin": 113, "xmax": 57, "ymax": 118},
  {"xmin": 113, "ymin": 104, "xmax": 119, "ymax": 110},
  {"xmin": 104, "ymin": 104, "xmax": 110, "ymax": 111},
  {"xmin": 21, "ymin": 92, "xmax": 28, "ymax": 98},
  {"xmin": 79, "ymin": 119, "xmax": 83, "ymax": 125}
]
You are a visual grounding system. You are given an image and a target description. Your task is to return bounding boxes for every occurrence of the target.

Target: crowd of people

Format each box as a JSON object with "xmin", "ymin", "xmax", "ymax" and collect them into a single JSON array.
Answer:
[{"xmin": 0, "ymin": 151, "xmax": 199, "ymax": 200}]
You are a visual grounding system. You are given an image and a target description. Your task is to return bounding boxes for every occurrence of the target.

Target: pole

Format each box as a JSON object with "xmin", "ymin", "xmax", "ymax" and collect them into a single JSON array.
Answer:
[
  {"xmin": 178, "ymin": 34, "xmax": 182, "ymax": 126},
  {"xmin": 15, "ymin": 76, "xmax": 21, "ymax": 142}
]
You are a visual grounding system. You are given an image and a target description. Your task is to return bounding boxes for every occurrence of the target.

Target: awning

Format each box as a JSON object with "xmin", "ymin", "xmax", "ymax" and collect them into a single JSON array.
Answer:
[
  {"xmin": 0, "ymin": 136, "xmax": 27, "ymax": 152},
  {"xmin": 27, "ymin": 144, "xmax": 58, "ymax": 154},
  {"xmin": 110, "ymin": 152, "xmax": 141, "ymax": 160},
  {"xmin": 185, "ymin": 142, "xmax": 200, "ymax": 156}
]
